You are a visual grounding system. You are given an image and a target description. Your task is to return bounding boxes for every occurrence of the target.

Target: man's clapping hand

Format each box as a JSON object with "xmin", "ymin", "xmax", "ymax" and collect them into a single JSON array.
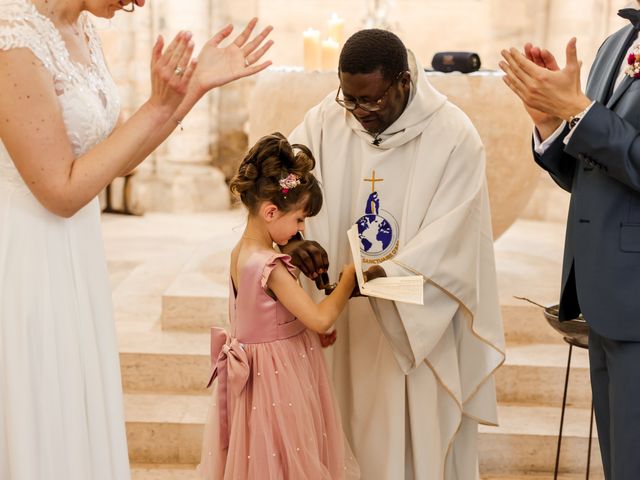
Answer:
[{"xmin": 499, "ymin": 38, "xmax": 591, "ymax": 140}]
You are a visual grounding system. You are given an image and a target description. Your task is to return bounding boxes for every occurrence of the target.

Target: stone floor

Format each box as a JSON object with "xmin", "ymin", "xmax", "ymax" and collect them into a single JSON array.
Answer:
[{"xmin": 102, "ymin": 212, "xmax": 603, "ymax": 479}]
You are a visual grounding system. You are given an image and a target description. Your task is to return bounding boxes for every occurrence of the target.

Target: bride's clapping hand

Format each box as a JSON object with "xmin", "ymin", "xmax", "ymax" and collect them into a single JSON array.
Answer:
[
  {"xmin": 191, "ymin": 18, "xmax": 274, "ymax": 95},
  {"xmin": 148, "ymin": 31, "xmax": 197, "ymax": 112}
]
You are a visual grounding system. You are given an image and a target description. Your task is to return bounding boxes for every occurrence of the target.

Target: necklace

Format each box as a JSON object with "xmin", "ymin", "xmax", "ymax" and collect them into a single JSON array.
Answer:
[
  {"xmin": 242, "ymin": 235, "xmax": 265, "ymax": 242},
  {"xmin": 69, "ymin": 23, "xmax": 81, "ymax": 37}
]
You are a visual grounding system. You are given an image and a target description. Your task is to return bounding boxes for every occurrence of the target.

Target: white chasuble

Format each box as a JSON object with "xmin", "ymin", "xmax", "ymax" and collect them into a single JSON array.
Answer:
[{"xmin": 289, "ymin": 51, "xmax": 505, "ymax": 480}]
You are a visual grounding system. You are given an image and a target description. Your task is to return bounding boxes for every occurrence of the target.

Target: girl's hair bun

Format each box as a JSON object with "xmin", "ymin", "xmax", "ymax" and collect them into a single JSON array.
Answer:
[{"xmin": 230, "ymin": 132, "xmax": 322, "ymax": 216}]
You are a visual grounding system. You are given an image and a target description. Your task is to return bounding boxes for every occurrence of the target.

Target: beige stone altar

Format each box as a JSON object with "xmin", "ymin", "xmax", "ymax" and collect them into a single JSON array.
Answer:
[{"xmin": 249, "ymin": 68, "xmax": 539, "ymax": 239}]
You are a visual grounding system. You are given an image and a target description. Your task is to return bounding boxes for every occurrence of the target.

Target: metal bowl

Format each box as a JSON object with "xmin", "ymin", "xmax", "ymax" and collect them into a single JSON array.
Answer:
[{"xmin": 543, "ymin": 304, "xmax": 590, "ymax": 349}]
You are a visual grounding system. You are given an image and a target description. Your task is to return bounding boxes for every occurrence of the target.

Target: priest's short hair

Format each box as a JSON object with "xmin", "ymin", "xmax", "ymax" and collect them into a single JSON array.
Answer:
[{"xmin": 339, "ymin": 29, "xmax": 409, "ymax": 81}]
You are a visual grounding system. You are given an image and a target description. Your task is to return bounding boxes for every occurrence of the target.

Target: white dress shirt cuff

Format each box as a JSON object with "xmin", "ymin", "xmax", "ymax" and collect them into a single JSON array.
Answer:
[
  {"xmin": 533, "ymin": 122, "xmax": 566, "ymax": 156},
  {"xmin": 533, "ymin": 101, "xmax": 596, "ymax": 155}
]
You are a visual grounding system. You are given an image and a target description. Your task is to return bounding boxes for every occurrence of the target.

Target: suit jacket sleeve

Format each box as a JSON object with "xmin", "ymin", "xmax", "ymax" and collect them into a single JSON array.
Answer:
[
  {"xmin": 532, "ymin": 125, "xmax": 576, "ymax": 192},
  {"xmin": 564, "ymin": 101, "xmax": 640, "ymax": 192}
]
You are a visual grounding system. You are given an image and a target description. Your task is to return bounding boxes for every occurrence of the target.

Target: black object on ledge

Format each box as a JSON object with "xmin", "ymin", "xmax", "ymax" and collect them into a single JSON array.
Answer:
[{"xmin": 431, "ymin": 51, "xmax": 481, "ymax": 73}]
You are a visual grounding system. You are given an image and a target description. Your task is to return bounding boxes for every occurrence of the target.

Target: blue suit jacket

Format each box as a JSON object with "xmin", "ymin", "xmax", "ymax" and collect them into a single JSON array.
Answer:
[{"xmin": 535, "ymin": 24, "xmax": 640, "ymax": 340}]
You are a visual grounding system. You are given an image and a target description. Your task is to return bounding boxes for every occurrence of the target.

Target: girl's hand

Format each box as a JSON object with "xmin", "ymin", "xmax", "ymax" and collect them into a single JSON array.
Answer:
[
  {"xmin": 337, "ymin": 263, "xmax": 361, "ymax": 298},
  {"xmin": 191, "ymin": 18, "xmax": 274, "ymax": 96},
  {"xmin": 343, "ymin": 263, "xmax": 356, "ymax": 277},
  {"xmin": 148, "ymin": 32, "xmax": 196, "ymax": 114},
  {"xmin": 318, "ymin": 330, "xmax": 337, "ymax": 348}
]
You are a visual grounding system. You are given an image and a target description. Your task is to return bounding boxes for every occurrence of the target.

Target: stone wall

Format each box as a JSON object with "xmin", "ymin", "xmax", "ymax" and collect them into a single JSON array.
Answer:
[{"xmin": 97, "ymin": 0, "xmax": 636, "ymax": 214}]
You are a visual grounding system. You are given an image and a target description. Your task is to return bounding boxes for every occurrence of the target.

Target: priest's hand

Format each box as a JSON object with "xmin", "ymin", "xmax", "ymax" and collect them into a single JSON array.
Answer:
[
  {"xmin": 281, "ymin": 238, "xmax": 330, "ymax": 288},
  {"xmin": 499, "ymin": 38, "xmax": 591, "ymax": 137},
  {"xmin": 352, "ymin": 265, "xmax": 387, "ymax": 298},
  {"xmin": 318, "ymin": 330, "xmax": 337, "ymax": 348}
]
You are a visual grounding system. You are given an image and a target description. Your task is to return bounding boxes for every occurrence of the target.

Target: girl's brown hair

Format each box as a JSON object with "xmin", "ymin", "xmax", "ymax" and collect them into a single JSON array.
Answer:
[{"xmin": 229, "ymin": 132, "xmax": 322, "ymax": 216}]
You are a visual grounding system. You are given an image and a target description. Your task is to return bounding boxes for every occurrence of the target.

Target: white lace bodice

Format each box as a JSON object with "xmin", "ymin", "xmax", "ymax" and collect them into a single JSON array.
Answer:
[{"xmin": 0, "ymin": 0, "xmax": 121, "ymax": 189}]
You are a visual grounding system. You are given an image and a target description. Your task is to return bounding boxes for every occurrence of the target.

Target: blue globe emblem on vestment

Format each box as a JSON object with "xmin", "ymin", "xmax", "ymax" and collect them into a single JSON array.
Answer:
[
  {"xmin": 356, "ymin": 191, "xmax": 399, "ymax": 261},
  {"xmin": 357, "ymin": 215, "xmax": 394, "ymax": 253}
]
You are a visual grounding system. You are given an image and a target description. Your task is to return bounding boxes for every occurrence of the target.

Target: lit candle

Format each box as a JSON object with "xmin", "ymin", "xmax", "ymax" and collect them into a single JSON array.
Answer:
[
  {"xmin": 327, "ymin": 13, "xmax": 344, "ymax": 46},
  {"xmin": 321, "ymin": 38, "xmax": 340, "ymax": 71},
  {"xmin": 303, "ymin": 28, "xmax": 321, "ymax": 71}
]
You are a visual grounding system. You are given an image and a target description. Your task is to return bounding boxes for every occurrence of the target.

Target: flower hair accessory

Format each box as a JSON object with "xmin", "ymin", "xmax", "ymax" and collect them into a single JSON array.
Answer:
[
  {"xmin": 626, "ymin": 46, "xmax": 640, "ymax": 78},
  {"xmin": 279, "ymin": 173, "xmax": 301, "ymax": 197}
]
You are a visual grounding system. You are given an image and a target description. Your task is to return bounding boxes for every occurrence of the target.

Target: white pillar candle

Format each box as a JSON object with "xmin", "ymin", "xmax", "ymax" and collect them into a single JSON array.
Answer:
[
  {"xmin": 327, "ymin": 13, "xmax": 344, "ymax": 46},
  {"xmin": 321, "ymin": 38, "xmax": 340, "ymax": 71},
  {"xmin": 303, "ymin": 28, "xmax": 321, "ymax": 71}
]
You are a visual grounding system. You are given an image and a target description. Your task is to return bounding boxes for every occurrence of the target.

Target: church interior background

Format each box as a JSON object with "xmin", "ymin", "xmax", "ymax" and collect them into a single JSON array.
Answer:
[{"xmin": 98, "ymin": 1, "xmax": 633, "ymax": 478}]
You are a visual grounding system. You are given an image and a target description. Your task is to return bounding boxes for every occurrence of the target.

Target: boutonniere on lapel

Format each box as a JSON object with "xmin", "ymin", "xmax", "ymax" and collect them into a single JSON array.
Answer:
[{"xmin": 625, "ymin": 46, "xmax": 640, "ymax": 78}]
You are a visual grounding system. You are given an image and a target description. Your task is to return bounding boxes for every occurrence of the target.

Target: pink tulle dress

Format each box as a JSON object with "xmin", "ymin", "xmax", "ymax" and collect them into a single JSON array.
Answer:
[{"xmin": 197, "ymin": 250, "xmax": 360, "ymax": 480}]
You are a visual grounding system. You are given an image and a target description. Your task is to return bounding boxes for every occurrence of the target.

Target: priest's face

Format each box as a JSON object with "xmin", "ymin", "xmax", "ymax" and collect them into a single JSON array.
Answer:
[{"xmin": 338, "ymin": 69, "xmax": 411, "ymax": 134}]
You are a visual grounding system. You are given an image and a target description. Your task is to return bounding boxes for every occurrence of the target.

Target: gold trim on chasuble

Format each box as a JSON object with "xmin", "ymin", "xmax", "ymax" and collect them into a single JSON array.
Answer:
[{"xmin": 391, "ymin": 258, "xmax": 505, "ymax": 479}]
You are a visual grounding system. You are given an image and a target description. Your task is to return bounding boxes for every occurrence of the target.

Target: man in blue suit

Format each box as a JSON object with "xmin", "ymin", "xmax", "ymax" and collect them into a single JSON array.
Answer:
[{"xmin": 500, "ymin": 7, "xmax": 640, "ymax": 479}]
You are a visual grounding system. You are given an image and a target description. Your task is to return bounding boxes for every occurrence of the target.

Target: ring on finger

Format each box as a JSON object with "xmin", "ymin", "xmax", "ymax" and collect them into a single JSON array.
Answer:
[
  {"xmin": 174, "ymin": 66, "xmax": 185, "ymax": 76},
  {"xmin": 244, "ymin": 57, "xmax": 250, "ymax": 68}
]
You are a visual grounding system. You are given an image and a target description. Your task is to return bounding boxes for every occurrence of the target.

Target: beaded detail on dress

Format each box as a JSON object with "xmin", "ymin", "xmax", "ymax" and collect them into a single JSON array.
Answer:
[{"xmin": 0, "ymin": 0, "xmax": 120, "ymax": 190}]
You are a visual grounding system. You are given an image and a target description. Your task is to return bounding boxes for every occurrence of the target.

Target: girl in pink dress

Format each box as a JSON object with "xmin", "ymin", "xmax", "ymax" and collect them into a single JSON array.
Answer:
[{"xmin": 198, "ymin": 133, "xmax": 360, "ymax": 480}]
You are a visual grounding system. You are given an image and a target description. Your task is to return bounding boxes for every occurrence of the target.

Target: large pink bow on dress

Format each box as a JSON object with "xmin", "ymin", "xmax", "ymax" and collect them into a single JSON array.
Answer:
[{"xmin": 206, "ymin": 327, "xmax": 250, "ymax": 449}]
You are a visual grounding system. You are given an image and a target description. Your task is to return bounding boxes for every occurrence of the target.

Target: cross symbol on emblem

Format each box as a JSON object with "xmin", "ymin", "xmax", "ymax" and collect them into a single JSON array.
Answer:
[{"xmin": 364, "ymin": 170, "xmax": 384, "ymax": 193}]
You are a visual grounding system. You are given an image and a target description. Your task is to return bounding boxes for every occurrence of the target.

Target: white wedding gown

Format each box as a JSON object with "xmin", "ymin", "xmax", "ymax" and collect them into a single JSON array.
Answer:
[{"xmin": 0, "ymin": 1, "xmax": 130, "ymax": 479}]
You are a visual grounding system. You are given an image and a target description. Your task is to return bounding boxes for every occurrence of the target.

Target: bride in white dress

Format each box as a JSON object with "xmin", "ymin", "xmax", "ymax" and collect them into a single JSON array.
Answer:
[{"xmin": 0, "ymin": 1, "xmax": 273, "ymax": 478}]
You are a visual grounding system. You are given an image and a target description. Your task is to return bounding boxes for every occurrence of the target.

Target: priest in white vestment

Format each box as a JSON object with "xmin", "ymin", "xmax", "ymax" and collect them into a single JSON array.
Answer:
[{"xmin": 287, "ymin": 29, "xmax": 505, "ymax": 480}]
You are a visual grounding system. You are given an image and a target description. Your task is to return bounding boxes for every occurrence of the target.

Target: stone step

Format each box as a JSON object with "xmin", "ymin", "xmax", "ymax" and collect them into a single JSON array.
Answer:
[
  {"xmin": 103, "ymin": 210, "xmax": 243, "ymax": 334},
  {"xmin": 113, "ymin": 250, "xmax": 214, "ymax": 395},
  {"xmin": 479, "ymin": 404, "xmax": 602, "ymax": 476},
  {"xmin": 120, "ymin": 325, "xmax": 590, "ymax": 410},
  {"xmin": 107, "ymin": 216, "xmax": 605, "ymax": 476},
  {"xmin": 125, "ymin": 393, "xmax": 209, "ymax": 465},
  {"xmin": 161, "ymin": 237, "xmax": 237, "ymax": 332},
  {"xmin": 131, "ymin": 464, "xmax": 198, "ymax": 480},
  {"xmin": 159, "ymin": 272, "xmax": 568, "ymax": 343},
  {"xmin": 119, "ymin": 330, "xmax": 210, "ymax": 394},
  {"xmin": 130, "ymin": 466, "xmax": 603, "ymax": 480},
  {"xmin": 498, "ymin": 219, "xmax": 572, "ymax": 346},
  {"xmin": 125, "ymin": 393, "xmax": 603, "ymax": 475},
  {"xmin": 494, "ymin": 220, "xmax": 568, "ymax": 346},
  {"xmin": 482, "ymin": 475, "xmax": 603, "ymax": 480},
  {"xmin": 155, "ymin": 218, "xmax": 571, "ymax": 345},
  {"xmin": 155, "ymin": 262, "xmax": 569, "ymax": 344},
  {"xmin": 501, "ymin": 303, "xmax": 566, "ymax": 345},
  {"xmin": 496, "ymin": 343, "xmax": 591, "ymax": 408}
]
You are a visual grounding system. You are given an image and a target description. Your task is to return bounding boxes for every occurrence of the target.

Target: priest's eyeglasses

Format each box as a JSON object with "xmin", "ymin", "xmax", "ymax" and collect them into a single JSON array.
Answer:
[
  {"xmin": 122, "ymin": 1, "xmax": 136, "ymax": 12},
  {"xmin": 335, "ymin": 72, "xmax": 404, "ymax": 112}
]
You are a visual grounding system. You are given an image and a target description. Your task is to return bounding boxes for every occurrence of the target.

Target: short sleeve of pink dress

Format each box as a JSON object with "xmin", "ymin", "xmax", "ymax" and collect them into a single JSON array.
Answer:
[
  {"xmin": 198, "ymin": 250, "xmax": 360, "ymax": 480},
  {"xmin": 260, "ymin": 252, "xmax": 298, "ymax": 289}
]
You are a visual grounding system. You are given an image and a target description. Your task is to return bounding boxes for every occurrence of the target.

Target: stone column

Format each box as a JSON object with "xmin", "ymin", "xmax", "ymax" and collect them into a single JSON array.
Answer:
[
  {"xmin": 99, "ymin": 1, "xmax": 230, "ymax": 213},
  {"xmin": 209, "ymin": 0, "xmax": 261, "ymax": 181}
]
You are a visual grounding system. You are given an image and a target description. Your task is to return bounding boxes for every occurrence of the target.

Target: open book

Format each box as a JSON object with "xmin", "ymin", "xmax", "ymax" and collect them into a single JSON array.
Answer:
[{"xmin": 348, "ymin": 225, "xmax": 424, "ymax": 305}]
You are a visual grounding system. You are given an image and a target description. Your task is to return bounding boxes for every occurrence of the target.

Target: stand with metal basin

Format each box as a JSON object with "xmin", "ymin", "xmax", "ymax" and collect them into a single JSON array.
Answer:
[{"xmin": 543, "ymin": 304, "xmax": 594, "ymax": 480}]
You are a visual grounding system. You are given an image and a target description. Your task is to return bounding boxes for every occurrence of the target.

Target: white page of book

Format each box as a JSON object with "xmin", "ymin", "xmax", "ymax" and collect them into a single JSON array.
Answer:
[{"xmin": 347, "ymin": 226, "xmax": 424, "ymax": 305}]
